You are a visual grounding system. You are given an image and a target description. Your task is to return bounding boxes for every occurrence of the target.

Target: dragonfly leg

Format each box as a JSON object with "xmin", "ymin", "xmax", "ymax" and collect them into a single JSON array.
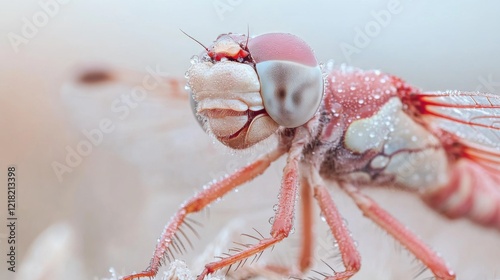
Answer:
[
  {"xmin": 311, "ymin": 174, "xmax": 361, "ymax": 280},
  {"xmin": 120, "ymin": 146, "xmax": 286, "ymax": 280},
  {"xmin": 196, "ymin": 142, "xmax": 303, "ymax": 280},
  {"xmin": 297, "ymin": 174, "xmax": 315, "ymax": 272},
  {"xmin": 342, "ymin": 183, "xmax": 456, "ymax": 280},
  {"xmin": 250, "ymin": 172, "xmax": 316, "ymax": 278}
]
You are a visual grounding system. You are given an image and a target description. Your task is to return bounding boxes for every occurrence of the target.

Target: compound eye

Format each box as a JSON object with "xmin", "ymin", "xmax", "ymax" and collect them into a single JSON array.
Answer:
[
  {"xmin": 248, "ymin": 33, "xmax": 324, "ymax": 128},
  {"xmin": 257, "ymin": 61, "xmax": 323, "ymax": 127}
]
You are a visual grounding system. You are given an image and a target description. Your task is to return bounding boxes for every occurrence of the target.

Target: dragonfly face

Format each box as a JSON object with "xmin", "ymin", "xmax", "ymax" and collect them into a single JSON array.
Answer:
[{"xmin": 187, "ymin": 33, "xmax": 324, "ymax": 149}]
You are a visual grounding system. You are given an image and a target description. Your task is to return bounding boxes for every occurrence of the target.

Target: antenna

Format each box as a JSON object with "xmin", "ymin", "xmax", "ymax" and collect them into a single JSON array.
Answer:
[
  {"xmin": 180, "ymin": 29, "xmax": 209, "ymax": 51},
  {"xmin": 244, "ymin": 24, "xmax": 250, "ymax": 49}
]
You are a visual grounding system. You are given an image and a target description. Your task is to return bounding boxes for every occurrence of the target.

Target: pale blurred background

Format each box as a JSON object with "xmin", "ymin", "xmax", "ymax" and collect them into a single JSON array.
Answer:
[{"xmin": 1, "ymin": 1, "xmax": 500, "ymax": 280}]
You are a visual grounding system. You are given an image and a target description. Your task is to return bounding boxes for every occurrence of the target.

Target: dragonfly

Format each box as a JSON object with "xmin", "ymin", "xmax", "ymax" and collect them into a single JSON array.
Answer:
[{"xmin": 120, "ymin": 32, "xmax": 500, "ymax": 280}]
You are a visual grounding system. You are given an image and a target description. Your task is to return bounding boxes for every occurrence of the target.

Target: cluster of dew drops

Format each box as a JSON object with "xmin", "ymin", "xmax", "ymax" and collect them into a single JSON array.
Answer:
[
  {"xmin": 183, "ymin": 55, "xmax": 201, "ymax": 93},
  {"xmin": 320, "ymin": 59, "xmax": 400, "ymax": 139}
]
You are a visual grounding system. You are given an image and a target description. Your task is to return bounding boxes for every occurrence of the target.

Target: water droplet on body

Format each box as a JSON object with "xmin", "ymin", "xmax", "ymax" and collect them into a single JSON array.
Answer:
[
  {"xmin": 320, "ymin": 212, "xmax": 326, "ymax": 222},
  {"xmin": 190, "ymin": 55, "xmax": 199, "ymax": 64}
]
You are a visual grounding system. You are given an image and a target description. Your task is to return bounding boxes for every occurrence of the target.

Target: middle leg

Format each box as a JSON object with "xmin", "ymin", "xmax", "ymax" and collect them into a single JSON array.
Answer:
[{"xmin": 310, "ymin": 171, "xmax": 361, "ymax": 280}]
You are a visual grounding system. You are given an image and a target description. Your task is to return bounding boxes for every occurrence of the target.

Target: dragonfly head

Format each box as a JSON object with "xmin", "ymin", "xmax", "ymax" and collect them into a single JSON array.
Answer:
[{"xmin": 187, "ymin": 32, "xmax": 323, "ymax": 149}]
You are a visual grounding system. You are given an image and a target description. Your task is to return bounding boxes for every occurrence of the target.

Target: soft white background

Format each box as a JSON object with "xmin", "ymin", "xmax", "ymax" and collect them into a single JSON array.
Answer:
[{"xmin": 1, "ymin": 1, "xmax": 500, "ymax": 279}]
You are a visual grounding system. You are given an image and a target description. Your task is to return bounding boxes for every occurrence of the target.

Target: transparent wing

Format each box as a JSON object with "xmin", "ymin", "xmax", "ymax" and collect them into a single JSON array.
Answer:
[
  {"xmin": 59, "ymin": 65, "xmax": 207, "ymax": 184},
  {"xmin": 406, "ymin": 91, "xmax": 500, "ymax": 171}
]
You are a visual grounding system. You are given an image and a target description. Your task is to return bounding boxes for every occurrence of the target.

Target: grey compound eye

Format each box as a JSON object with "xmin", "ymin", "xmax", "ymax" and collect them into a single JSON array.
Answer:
[{"xmin": 256, "ymin": 60, "xmax": 323, "ymax": 128}]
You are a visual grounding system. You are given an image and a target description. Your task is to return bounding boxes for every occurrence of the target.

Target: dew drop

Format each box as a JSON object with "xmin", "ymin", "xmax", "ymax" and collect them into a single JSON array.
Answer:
[
  {"xmin": 319, "ymin": 212, "xmax": 326, "ymax": 222},
  {"xmin": 380, "ymin": 78, "xmax": 386, "ymax": 84},
  {"xmin": 369, "ymin": 132, "xmax": 375, "ymax": 138},
  {"xmin": 374, "ymin": 94, "xmax": 381, "ymax": 100},
  {"xmin": 273, "ymin": 204, "xmax": 279, "ymax": 212},
  {"xmin": 411, "ymin": 136, "xmax": 418, "ymax": 142},
  {"xmin": 269, "ymin": 217, "xmax": 275, "ymax": 225},
  {"xmin": 190, "ymin": 55, "xmax": 199, "ymax": 65},
  {"xmin": 108, "ymin": 267, "xmax": 116, "ymax": 276},
  {"xmin": 325, "ymin": 59, "xmax": 335, "ymax": 71},
  {"xmin": 358, "ymin": 99, "xmax": 364, "ymax": 104}
]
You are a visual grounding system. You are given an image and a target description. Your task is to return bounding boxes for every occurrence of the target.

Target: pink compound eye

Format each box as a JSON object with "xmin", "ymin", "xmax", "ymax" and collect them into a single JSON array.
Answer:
[
  {"xmin": 248, "ymin": 33, "xmax": 324, "ymax": 128},
  {"xmin": 248, "ymin": 33, "xmax": 319, "ymax": 67}
]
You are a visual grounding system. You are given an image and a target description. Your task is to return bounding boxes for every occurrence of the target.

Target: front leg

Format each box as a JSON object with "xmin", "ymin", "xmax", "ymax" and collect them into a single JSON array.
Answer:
[
  {"xmin": 121, "ymin": 146, "xmax": 286, "ymax": 280},
  {"xmin": 197, "ymin": 139, "xmax": 305, "ymax": 280},
  {"xmin": 307, "ymin": 170, "xmax": 361, "ymax": 280}
]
